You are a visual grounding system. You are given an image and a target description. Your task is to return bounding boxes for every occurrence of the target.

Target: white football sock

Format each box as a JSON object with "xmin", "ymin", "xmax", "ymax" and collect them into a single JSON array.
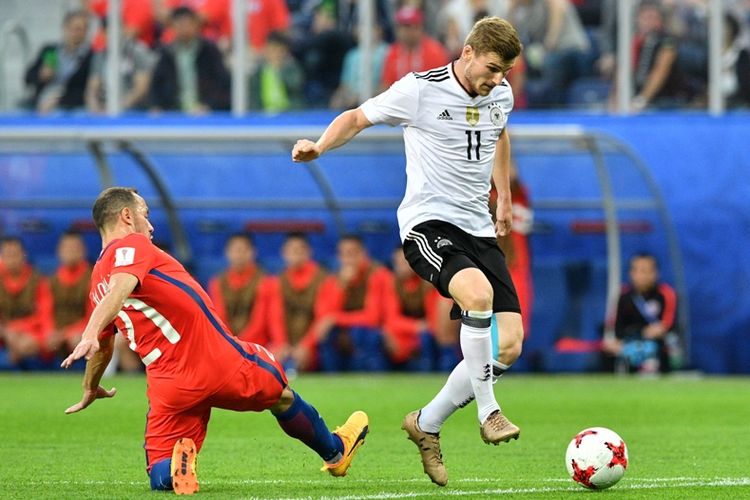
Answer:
[
  {"xmin": 418, "ymin": 360, "xmax": 472, "ymax": 433},
  {"xmin": 459, "ymin": 310, "xmax": 499, "ymax": 424},
  {"xmin": 419, "ymin": 358, "xmax": 513, "ymax": 433}
]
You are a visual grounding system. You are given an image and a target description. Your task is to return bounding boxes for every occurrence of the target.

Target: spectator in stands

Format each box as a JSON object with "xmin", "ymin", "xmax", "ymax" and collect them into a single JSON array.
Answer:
[
  {"xmin": 266, "ymin": 232, "xmax": 328, "ymax": 372},
  {"xmin": 396, "ymin": 0, "xmax": 443, "ymax": 38},
  {"xmin": 85, "ymin": 0, "xmax": 156, "ymax": 49},
  {"xmin": 602, "ymin": 253, "xmax": 678, "ymax": 374},
  {"xmin": 249, "ymin": 31, "xmax": 304, "ymax": 112},
  {"xmin": 337, "ymin": 0, "xmax": 394, "ymax": 44},
  {"xmin": 723, "ymin": 12, "xmax": 750, "ymax": 108},
  {"xmin": 491, "ymin": 161, "xmax": 534, "ymax": 336},
  {"xmin": 300, "ymin": 3, "xmax": 352, "ymax": 106},
  {"xmin": 508, "ymin": 0, "xmax": 591, "ymax": 107},
  {"xmin": 24, "ymin": 10, "xmax": 93, "ymax": 113},
  {"xmin": 156, "ymin": 0, "xmax": 291, "ymax": 60},
  {"xmin": 208, "ymin": 233, "xmax": 273, "ymax": 345},
  {"xmin": 330, "ymin": 23, "xmax": 389, "ymax": 109},
  {"xmin": 627, "ymin": 1, "xmax": 682, "ymax": 112},
  {"xmin": 381, "ymin": 6, "xmax": 450, "ymax": 89},
  {"xmin": 436, "ymin": 0, "xmax": 508, "ymax": 58},
  {"xmin": 382, "ymin": 247, "xmax": 440, "ymax": 370},
  {"xmin": 311, "ymin": 235, "xmax": 392, "ymax": 371},
  {"xmin": 0, "ymin": 237, "xmax": 53, "ymax": 367},
  {"xmin": 149, "ymin": 6, "xmax": 230, "ymax": 113},
  {"xmin": 46, "ymin": 231, "xmax": 92, "ymax": 357},
  {"xmin": 85, "ymin": 17, "xmax": 155, "ymax": 113}
]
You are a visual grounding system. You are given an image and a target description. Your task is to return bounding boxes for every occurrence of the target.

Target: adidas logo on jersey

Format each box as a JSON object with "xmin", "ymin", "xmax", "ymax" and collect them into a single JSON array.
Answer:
[{"xmin": 437, "ymin": 109, "xmax": 453, "ymax": 121}]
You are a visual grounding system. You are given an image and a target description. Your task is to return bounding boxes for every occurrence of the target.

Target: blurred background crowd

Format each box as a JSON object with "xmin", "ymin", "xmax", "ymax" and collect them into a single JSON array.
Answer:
[{"xmin": 2, "ymin": 0, "xmax": 750, "ymax": 114}]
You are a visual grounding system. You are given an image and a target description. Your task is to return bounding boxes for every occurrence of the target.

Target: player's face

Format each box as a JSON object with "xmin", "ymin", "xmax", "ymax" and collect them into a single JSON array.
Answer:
[
  {"xmin": 282, "ymin": 238, "xmax": 311, "ymax": 269},
  {"xmin": 464, "ymin": 48, "xmax": 515, "ymax": 96},
  {"xmin": 629, "ymin": 257, "xmax": 658, "ymax": 293},
  {"xmin": 131, "ymin": 196, "xmax": 154, "ymax": 239},
  {"xmin": 57, "ymin": 236, "xmax": 86, "ymax": 267}
]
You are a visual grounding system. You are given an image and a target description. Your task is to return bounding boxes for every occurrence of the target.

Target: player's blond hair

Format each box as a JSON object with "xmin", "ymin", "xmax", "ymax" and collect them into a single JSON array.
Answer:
[
  {"xmin": 92, "ymin": 187, "xmax": 139, "ymax": 233},
  {"xmin": 464, "ymin": 17, "xmax": 522, "ymax": 63}
]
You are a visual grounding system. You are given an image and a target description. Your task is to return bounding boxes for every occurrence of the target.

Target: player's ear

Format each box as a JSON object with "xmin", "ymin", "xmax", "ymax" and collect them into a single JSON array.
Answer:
[
  {"xmin": 120, "ymin": 206, "xmax": 133, "ymax": 225},
  {"xmin": 462, "ymin": 45, "xmax": 474, "ymax": 61}
]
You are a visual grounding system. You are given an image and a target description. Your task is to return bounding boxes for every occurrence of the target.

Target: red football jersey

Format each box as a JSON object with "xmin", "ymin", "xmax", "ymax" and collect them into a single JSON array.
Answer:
[{"xmin": 90, "ymin": 233, "xmax": 255, "ymax": 393}]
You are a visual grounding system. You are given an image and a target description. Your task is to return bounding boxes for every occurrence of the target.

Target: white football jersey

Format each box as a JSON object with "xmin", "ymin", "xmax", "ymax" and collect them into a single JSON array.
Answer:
[{"xmin": 360, "ymin": 62, "xmax": 514, "ymax": 241}]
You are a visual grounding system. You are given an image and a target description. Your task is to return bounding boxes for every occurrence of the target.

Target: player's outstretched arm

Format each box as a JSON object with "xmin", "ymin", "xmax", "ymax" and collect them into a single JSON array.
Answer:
[
  {"xmin": 64, "ymin": 334, "xmax": 116, "ymax": 414},
  {"xmin": 292, "ymin": 108, "xmax": 373, "ymax": 162},
  {"xmin": 62, "ymin": 272, "xmax": 138, "ymax": 413},
  {"xmin": 61, "ymin": 272, "xmax": 138, "ymax": 368}
]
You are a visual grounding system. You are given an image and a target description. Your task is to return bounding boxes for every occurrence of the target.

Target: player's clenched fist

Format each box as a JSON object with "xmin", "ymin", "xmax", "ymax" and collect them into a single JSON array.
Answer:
[{"xmin": 292, "ymin": 139, "xmax": 321, "ymax": 162}]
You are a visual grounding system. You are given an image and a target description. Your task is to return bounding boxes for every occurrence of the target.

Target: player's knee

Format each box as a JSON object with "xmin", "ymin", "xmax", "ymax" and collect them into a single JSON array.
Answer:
[
  {"xmin": 270, "ymin": 386, "xmax": 295, "ymax": 414},
  {"xmin": 450, "ymin": 271, "xmax": 493, "ymax": 311},
  {"xmin": 149, "ymin": 458, "xmax": 173, "ymax": 491}
]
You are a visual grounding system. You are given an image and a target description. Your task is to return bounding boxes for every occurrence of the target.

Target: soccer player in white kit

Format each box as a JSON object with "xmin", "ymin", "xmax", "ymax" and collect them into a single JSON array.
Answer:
[{"xmin": 292, "ymin": 17, "xmax": 524, "ymax": 487}]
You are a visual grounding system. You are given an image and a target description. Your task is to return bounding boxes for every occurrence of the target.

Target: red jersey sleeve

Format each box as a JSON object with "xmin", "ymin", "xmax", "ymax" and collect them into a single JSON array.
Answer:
[{"xmin": 107, "ymin": 233, "xmax": 157, "ymax": 285}]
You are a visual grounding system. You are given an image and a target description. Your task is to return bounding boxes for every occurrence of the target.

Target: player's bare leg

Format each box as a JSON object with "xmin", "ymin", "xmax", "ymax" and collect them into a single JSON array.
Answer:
[
  {"xmin": 480, "ymin": 312, "xmax": 523, "ymax": 444},
  {"xmin": 170, "ymin": 438, "xmax": 199, "ymax": 495},
  {"xmin": 416, "ymin": 312, "xmax": 523, "ymax": 450}
]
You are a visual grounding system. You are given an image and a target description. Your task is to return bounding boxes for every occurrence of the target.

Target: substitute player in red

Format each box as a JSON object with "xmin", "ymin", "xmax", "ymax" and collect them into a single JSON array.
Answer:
[{"xmin": 61, "ymin": 187, "xmax": 368, "ymax": 494}]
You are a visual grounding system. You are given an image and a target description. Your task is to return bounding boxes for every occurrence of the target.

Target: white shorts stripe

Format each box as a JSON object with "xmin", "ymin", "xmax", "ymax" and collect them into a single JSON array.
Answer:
[{"xmin": 406, "ymin": 230, "xmax": 442, "ymax": 271}]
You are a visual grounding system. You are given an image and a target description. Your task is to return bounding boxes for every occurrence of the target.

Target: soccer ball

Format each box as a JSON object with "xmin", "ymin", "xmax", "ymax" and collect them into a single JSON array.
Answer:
[{"xmin": 565, "ymin": 427, "xmax": 628, "ymax": 490}]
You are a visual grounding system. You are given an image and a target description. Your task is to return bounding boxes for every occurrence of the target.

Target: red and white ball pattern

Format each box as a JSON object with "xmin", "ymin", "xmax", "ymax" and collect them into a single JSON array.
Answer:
[{"xmin": 565, "ymin": 427, "xmax": 628, "ymax": 490}]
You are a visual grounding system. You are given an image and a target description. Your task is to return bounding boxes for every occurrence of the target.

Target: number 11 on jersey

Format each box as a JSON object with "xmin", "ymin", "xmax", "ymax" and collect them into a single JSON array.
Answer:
[{"xmin": 465, "ymin": 130, "xmax": 481, "ymax": 161}]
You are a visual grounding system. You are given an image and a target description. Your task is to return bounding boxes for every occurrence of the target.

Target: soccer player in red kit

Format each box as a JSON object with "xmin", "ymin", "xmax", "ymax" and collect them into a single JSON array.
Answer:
[{"xmin": 61, "ymin": 187, "xmax": 368, "ymax": 494}]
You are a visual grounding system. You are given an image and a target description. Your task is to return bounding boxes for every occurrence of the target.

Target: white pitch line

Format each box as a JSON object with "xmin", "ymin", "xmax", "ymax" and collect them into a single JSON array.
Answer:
[
  {"xmin": 312, "ymin": 478, "xmax": 750, "ymax": 500},
  {"xmin": 7, "ymin": 476, "xmax": 750, "ymax": 491}
]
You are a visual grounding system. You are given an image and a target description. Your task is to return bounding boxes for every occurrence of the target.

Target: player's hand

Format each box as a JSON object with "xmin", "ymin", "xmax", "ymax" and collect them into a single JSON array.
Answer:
[
  {"xmin": 65, "ymin": 385, "xmax": 117, "ymax": 414},
  {"xmin": 495, "ymin": 200, "xmax": 513, "ymax": 237},
  {"xmin": 292, "ymin": 139, "xmax": 322, "ymax": 162},
  {"xmin": 60, "ymin": 337, "xmax": 100, "ymax": 369}
]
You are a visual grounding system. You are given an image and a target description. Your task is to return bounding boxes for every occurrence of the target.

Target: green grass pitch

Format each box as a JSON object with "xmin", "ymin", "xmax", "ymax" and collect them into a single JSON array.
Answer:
[{"xmin": 1, "ymin": 373, "xmax": 749, "ymax": 499}]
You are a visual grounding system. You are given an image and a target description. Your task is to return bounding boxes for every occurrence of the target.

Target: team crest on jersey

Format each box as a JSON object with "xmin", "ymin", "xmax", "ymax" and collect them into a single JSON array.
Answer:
[
  {"xmin": 436, "ymin": 238, "xmax": 453, "ymax": 248},
  {"xmin": 489, "ymin": 102, "xmax": 505, "ymax": 126},
  {"xmin": 466, "ymin": 106, "xmax": 480, "ymax": 126},
  {"xmin": 115, "ymin": 247, "xmax": 135, "ymax": 267}
]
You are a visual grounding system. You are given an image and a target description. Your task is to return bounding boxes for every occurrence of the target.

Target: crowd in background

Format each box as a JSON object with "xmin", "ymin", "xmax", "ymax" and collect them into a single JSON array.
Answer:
[
  {"xmin": 0, "ymin": 231, "xmax": 485, "ymax": 374},
  {"xmin": 0, "ymin": 168, "xmax": 537, "ymax": 374},
  {"xmin": 17, "ymin": 0, "xmax": 750, "ymax": 114}
]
